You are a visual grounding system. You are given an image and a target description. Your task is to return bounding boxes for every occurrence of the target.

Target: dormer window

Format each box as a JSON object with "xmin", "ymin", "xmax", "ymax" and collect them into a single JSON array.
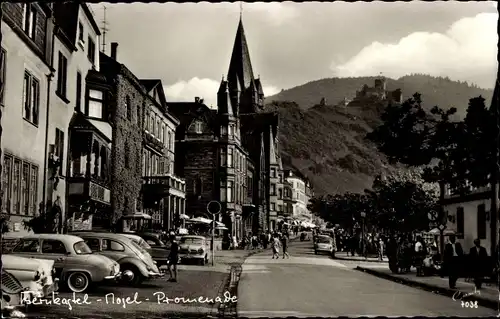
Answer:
[{"xmin": 194, "ymin": 121, "xmax": 202, "ymax": 134}]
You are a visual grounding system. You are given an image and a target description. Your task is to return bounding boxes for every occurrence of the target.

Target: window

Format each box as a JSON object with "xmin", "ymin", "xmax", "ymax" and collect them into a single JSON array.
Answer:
[
  {"xmin": 22, "ymin": 4, "xmax": 37, "ymax": 39},
  {"xmin": 56, "ymin": 52, "xmax": 68, "ymax": 99},
  {"xmin": 169, "ymin": 131, "xmax": 174, "ymax": 150},
  {"xmin": 12, "ymin": 159, "xmax": 21, "ymax": 214},
  {"xmin": 278, "ymin": 205, "xmax": 283, "ymax": 212},
  {"xmin": 279, "ymin": 174, "xmax": 283, "ymax": 183},
  {"xmin": 84, "ymin": 238, "xmax": 100, "ymax": 251},
  {"xmin": 87, "ymin": 36, "xmax": 95, "ymax": 64},
  {"xmin": 227, "ymin": 181, "xmax": 234, "ymax": 202},
  {"xmin": 227, "ymin": 147, "xmax": 234, "ymax": 168},
  {"xmin": 220, "ymin": 180, "xmax": 227, "ymax": 201},
  {"xmin": 21, "ymin": 163, "xmax": 29, "ymax": 215},
  {"xmin": 78, "ymin": 22, "xmax": 84, "ymax": 43},
  {"xmin": 41, "ymin": 240, "xmax": 67, "ymax": 254},
  {"xmin": 161, "ymin": 125, "xmax": 165, "ymax": 143},
  {"xmin": 271, "ymin": 184, "xmax": 276, "ymax": 195},
  {"xmin": 0, "ymin": 48, "xmax": 6, "ymax": 105},
  {"xmin": 13, "ymin": 239, "xmax": 39, "ymax": 253},
  {"xmin": 271, "ymin": 203, "xmax": 276, "ymax": 211},
  {"xmin": 477, "ymin": 204, "xmax": 487, "ymax": 240},
  {"xmin": 157, "ymin": 119, "xmax": 160, "ymax": 138},
  {"xmin": 2, "ymin": 155, "xmax": 12, "ymax": 214},
  {"xmin": 30, "ymin": 165, "xmax": 38, "ymax": 215},
  {"xmin": 151, "ymin": 115, "xmax": 156, "ymax": 134},
  {"xmin": 23, "ymin": 71, "xmax": 40, "ymax": 125},
  {"xmin": 271, "ymin": 168, "xmax": 276, "ymax": 178},
  {"xmin": 221, "ymin": 126, "xmax": 228, "ymax": 136},
  {"xmin": 55, "ymin": 128, "xmax": 65, "ymax": 175},
  {"xmin": 76, "ymin": 72, "xmax": 82, "ymax": 111},
  {"xmin": 87, "ymin": 89, "xmax": 104, "ymax": 118},
  {"xmin": 102, "ymin": 240, "xmax": 125, "ymax": 252},
  {"xmin": 74, "ymin": 241, "xmax": 92, "ymax": 254},
  {"xmin": 194, "ymin": 121, "xmax": 202, "ymax": 134},
  {"xmin": 220, "ymin": 148, "xmax": 227, "ymax": 166},
  {"xmin": 125, "ymin": 95, "xmax": 131, "ymax": 120},
  {"xmin": 456, "ymin": 207, "xmax": 464, "ymax": 239},
  {"xmin": 228, "ymin": 124, "xmax": 234, "ymax": 137},
  {"xmin": 279, "ymin": 188, "xmax": 283, "ymax": 199}
]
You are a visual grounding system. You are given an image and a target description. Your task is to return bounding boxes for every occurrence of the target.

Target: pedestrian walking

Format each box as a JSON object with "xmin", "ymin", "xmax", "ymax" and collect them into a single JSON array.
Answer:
[
  {"xmin": 444, "ymin": 234, "xmax": 464, "ymax": 289},
  {"xmin": 281, "ymin": 234, "xmax": 290, "ymax": 259},
  {"xmin": 378, "ymin": 236, "xmax": 385, "ymax": 261},
  {"xmin": 468, "ymin": 238, "xmax": 488, "ymax": 290},
  {"xmin": 414, "ymin": 236, "xmax": 425, "ymax": 276},
  {"xmin": 167, "ymin": 234, "xmax": 179, "ymax": 282},
  {"xmin": 252, "ymin": 235, "xmax": 258, "ymax": 250},
  {"xmin": 271, "ymin": 234, "xmax": 281, "ymax": 259}
]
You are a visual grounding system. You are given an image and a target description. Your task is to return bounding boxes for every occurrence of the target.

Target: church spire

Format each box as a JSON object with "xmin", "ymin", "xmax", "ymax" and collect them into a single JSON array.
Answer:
[{"xmin": 227, "ymin": 17, "xmax": 255, "ymax": 96}]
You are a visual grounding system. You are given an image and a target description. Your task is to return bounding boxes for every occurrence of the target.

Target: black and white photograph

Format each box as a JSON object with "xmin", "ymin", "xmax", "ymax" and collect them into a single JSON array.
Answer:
[{"xmin": 0, "ymin": 1, "xmax": 499, "ymax": 318}]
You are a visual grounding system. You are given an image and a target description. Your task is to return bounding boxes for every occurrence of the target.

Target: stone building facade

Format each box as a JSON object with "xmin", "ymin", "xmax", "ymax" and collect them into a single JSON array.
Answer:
[
  {"xmin": 171, "ymin": 18, "xmax": 283, "ymax": 239},
  {"xmin": 1, "ymin": 3, "xmax": 54, "ymax": 234},
  {"xmin": 140, "ymin": 79, "xmax": 185, "ymax": 231}
]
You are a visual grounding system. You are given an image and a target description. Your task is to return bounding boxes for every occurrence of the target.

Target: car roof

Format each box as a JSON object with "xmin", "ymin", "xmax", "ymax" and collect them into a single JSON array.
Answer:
[
  {"xmin": 181, "ymin": 235, "xmax": 205, "ymax": 239},
  {"xmin": 121, "ymin": 233, "xmax": 143, "ymax": 241},
  {"xmin": 71, "ymin": 232, "xmax": 132, "ymax": 241},
  {"xmin": 20, "ymin": 234, "xmax": 84, "ymax": 245}
]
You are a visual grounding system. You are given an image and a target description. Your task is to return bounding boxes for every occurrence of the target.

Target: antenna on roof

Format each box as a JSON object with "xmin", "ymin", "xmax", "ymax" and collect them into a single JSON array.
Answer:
[{"xmin": 101, "ymin": 5, "xmax": 110, "ymax": 54}]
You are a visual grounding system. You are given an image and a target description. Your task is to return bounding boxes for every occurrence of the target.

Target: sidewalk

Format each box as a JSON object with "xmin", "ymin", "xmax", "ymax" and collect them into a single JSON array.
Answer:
[
  {"xmin": 335, "ymin": 251, "xmax": 388, "ymax": 263},
  {"xmin": 356, "ymin": 265, "xmax": 499, "ymax": 310}
]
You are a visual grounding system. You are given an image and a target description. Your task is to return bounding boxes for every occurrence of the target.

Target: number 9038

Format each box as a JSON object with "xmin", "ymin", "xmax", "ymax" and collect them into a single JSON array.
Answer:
[{"xmin": 461, "ymin": 300, "xmax": 478, "ymax": 308}]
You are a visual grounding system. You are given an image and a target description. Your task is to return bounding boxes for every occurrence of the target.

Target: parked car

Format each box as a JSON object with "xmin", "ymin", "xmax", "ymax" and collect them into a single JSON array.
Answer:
[
  {"xmin": 71, "ymin": 232, "xmax": 162, "ymax": 285},
  {"xmin": 314, "ymin": 235, "xmax": 335, "ymax": 256},
  {"xmin": 2, "ymin": 254, "xmax": 59, "ymax": 301},
  {"xmin": 1, "ymin": 268, "xmax": 26, "ymax": 315},
  {"xmin": 179, "ymin": 235, "xmax": 209, "ymax": 265},
  {"xmin": 122, "ymin": 233, "xmax": 170, "ymax": 267},
  {"xmin": 7, "ymin": 234, "xmax": 120, "ymax": 293}
]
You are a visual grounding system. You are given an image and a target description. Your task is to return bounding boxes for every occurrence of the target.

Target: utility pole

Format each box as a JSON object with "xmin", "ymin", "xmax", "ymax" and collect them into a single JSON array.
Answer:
[{"xmin": 101, "ymin": 5, "xmax": 109, "ymax": 53}]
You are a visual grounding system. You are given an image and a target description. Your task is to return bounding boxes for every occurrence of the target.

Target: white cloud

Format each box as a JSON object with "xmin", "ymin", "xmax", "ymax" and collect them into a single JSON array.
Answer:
[
  {"xmin": 331, "ymin": 12, "xmax": 498, "ymax": 89},
  {"xmin": 164, "ymin": 77, "xmax": 279, "ymax": 108}
]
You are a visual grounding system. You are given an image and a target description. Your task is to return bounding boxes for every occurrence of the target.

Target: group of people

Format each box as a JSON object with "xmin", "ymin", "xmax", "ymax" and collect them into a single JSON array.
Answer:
[{"xmin": 385, "ymin": 234, "xmax": 492, "ymax": 290}]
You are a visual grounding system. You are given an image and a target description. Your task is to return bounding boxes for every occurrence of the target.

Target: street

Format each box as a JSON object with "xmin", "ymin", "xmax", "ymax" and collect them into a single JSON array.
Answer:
[
  {"xmin": 237, "ymin": 239, "xmax": 498, "ymax": 317},
  {"xmin": 21, "ymin": 251, "xmax": 250, "ymax": 318}
]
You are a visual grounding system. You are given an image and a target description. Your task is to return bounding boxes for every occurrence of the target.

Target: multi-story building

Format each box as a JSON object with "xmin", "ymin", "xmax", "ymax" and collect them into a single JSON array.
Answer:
[
  {"xmin": 51, "ymin": 3, "xmax": 108, "ymax": 232},
  {"xmin": 1, "ymin": 3, "xmax": 54, "ymax": 234},
  {"xmin": 140, "ymin": 79, "xmax": 185, "ymax": 231},
  {"xmin": 284, "ymin": 170, "xmax": 312, "ymax": 221},
  {"xmin": 442, "ymin": 182, "xmax": 496, "ymax": 256},
  {"xmin": 171, "ymin": 18, "xmax": 282, "ymax": 239}
]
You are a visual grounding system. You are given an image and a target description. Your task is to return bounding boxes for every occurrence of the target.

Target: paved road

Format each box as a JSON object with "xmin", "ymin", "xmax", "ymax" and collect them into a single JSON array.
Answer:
[
  {"xmin": 21, "ymin": 251, "xmax": 253, "ymax": 318},
  {"xmin": 237, "ymin": 239, "xmax": 498, "ymax": 317}
]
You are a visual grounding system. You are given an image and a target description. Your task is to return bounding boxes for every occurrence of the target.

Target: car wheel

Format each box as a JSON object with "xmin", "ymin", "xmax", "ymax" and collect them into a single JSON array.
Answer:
[
  {"xmin": 200, "ymin": 257, "xmax": 205, "ymax": 266},
  {"xmin": 121, "ymin": 265, "xmax": 142, "ymax": 286},
  {"xmin": 67, "ymin": 272, "xmax": 90, "ymax": 293}
]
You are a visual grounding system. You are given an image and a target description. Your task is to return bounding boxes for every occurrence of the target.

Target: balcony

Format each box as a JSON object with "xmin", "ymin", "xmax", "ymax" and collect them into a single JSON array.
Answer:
[
  {"xmin": 143, "ymin": 131, "xmax": 165, "ymax": 154},
  {"xmin": 142, "ymin": 174, "xmax": 186, "ymax": 199}
]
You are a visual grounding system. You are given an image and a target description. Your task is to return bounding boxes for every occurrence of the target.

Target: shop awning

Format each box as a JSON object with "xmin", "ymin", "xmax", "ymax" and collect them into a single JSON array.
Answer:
[
  {"xmin": 122, "ymin": 212, "xmax": 152, "ymax": 220},
  {"xmin": 189, "ymin": 217, "xmax": 212, "ymax": 224}
]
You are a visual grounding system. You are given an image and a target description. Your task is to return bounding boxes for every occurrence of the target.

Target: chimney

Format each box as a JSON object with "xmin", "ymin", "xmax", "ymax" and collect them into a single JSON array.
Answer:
[
  {"xmin": 111, "ymin": 42, "xmax": 118, "ymax": 60},
  {"xmin": 195, "ymin": 97, "xmax": 200, "ymax": 103}
]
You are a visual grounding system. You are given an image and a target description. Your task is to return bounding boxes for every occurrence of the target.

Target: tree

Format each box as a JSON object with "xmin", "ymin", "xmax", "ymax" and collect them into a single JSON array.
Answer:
[
  {"xmin": 23, "ymin": 200, "xmax": 61, "ymax": 234},
  {"xmin": 367, "ymin": 93, "xmax": 493, "ymax": 193}
]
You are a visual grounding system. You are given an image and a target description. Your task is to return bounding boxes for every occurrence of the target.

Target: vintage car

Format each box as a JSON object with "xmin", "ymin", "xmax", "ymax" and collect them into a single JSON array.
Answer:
[
  {"xmin": 179, "ymin": 235, "xmax": 209, "ymax": 265},
  {"xmin": 8, "ymin": 234, "xmax": 120, "ymax": 293},
  {"xmin": 71, "ymin": 232, "xmax": 162, "ymax": 285},
  {"xmin": 122, "ymin": 233, "xmax": 170, "ymax": 267},
  {"xmin": 1, "ymin": 254, "xmax": 59, "ymax": 302},
  {"xmin": 314, "ymin": 235, "xmax": 335, "ymax": 256},
  {"xmin": 1, "ymin": 268, "xmax": 26, "ymax": 316}
]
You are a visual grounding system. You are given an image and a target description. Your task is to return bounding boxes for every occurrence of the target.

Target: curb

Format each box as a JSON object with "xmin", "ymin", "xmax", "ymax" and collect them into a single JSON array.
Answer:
[
  {"xmin": 355, "ymin": 266, "xmax": 499, "ymax": 311},
  {"xmin": 217, "ymin": 249, "xmax": 260, "ymax": 318},
  {"xmin": 336, "ymin": 257, "xmax": 388, "ymax": 263}
]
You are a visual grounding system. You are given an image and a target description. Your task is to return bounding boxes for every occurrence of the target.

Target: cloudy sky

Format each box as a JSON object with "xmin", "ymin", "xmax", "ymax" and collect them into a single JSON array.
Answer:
[{"xmin": 92, "ymin": 1, "xmax": 498, "ymax": 107}]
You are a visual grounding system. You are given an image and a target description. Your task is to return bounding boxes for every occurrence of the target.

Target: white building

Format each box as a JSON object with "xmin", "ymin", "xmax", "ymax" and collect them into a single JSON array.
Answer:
[
  {"xmin": 1, "ymin": 3, "xmax": 54, "ymax": 234},
  {"xmin": 283, "ymin": 170, "xmax": 312, "ymax": 222},
  {"xmin": 442, "ymin": 182, "xmax": 496, "ymax": 255}
]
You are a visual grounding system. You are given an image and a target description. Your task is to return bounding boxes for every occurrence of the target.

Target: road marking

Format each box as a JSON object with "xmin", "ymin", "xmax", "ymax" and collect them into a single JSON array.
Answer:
[{"xmin": 244, "ymin": 256, "xmax": 348, "ymax": 268}]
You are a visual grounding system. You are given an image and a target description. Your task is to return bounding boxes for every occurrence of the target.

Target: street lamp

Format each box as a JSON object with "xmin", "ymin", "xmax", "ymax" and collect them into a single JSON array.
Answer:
[{"xmin": 360, "ymin": 211, "xmax": 366, "ymax": 258}]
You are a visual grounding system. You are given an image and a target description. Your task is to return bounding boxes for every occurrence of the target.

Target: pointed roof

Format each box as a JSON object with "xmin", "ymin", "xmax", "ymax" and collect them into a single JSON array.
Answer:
[
  {"xmin": 140, "ymin": 79, "xmax": 161, "ymax": 93},
  {"xmin": 227, "ymin": 19, "xmax": 256, "ymax": 93},
  {"xmin": 254, "ymin": 78, "xmax": 264, "ymax": 95},
  {"xmin": 269, "ymin": 132, "xmax": 278, "ymax": 165},
  {"xmin": 217, "ymin": 80, "xmax": 233, "ymax": 116}
]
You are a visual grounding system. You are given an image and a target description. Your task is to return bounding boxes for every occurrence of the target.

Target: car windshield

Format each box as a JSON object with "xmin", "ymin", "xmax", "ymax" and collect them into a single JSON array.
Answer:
[
  {"xmin": 73, "ymin": 241, "xmax": 93, "ymax": 254},
  {"xmin": 132, "ymin": 238, "xmax": 151, "ymax": 250},
  {"xmin": 181, "ymin": 238, "xmax": 204, "ymax": 245},
  {"xmin": 317, "ymin": 237, "xmax": 331, "ymax": 244},
  {"xmin": 129, "ymin": 240, "xmax": 147, "ymax": 255}
]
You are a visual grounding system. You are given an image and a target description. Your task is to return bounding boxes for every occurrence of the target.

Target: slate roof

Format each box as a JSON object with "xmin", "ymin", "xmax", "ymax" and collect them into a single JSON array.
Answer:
[{"xmin": 227, "ymin": 19, "xmax": 256, "ymax": 95}]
